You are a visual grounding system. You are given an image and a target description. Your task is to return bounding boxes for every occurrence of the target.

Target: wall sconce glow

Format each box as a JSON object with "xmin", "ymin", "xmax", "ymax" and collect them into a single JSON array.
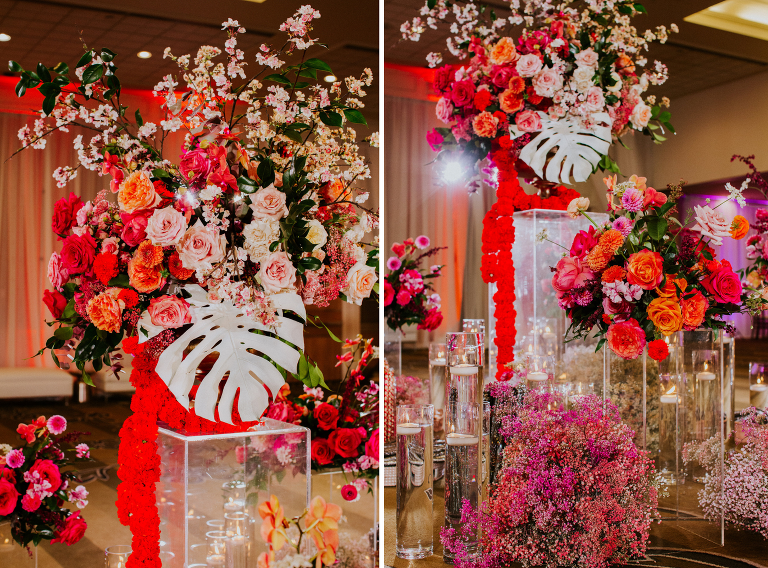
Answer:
[
  {"xmin": 324, "ymin": 74, "xmax": 337, "ymax": 83},
  {"xmin": 137, "ymin": 51, "xmax": 152, "ymax": 59},
  {"xmin": 686, "ymin": 0, "xmax": 768, "ymax": 41},
  {"xmin": 0, "ymin": 33, "xmax": 11, "ymax": 42}
]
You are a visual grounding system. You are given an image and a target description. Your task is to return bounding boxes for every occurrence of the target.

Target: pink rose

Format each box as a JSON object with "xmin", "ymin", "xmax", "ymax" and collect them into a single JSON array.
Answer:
[
  {"xmin": 51, "ymin": 192, "xmax": 84, "ymax": 237},
  {"xmin": 450, "ymin": 80, "xmax": 475, "ymax": 107},
  {"xmin": 532, "ymin": 68, "xmax": 563, "ymax": 98},
  {"xmin": 30, "ymin": 459, "xmax": 62, "ymax": 492},
  {"xmin": 365, "ymin": 428, "xmax": 379, "ymax": 460},
  {"xmin": 101, "ymin": 237, "xmax": 120, "ymax": 255},
  {"xmin": 515, "ymin": 110, "xmax": 542, "ymax": 133},
  {"xmin": 602, "ymin": 297, "xmax": 631, "ymax": 322},
  {"xmin": 250, "ymin": 184, "xmax": 288, "ymax": 221},
  {"xmin": 179, "ymin": 147, "xmax": 214, "ymax": 186},
  {"xmin": 146, "ymin": 206, "xmax": 187, "ymax": 246},
  {"xmin": 259, "ymin": 251, "xmax": 297, "ymax": 293},
  {"xmin": 266, "ymin": 402, "xmax": 295, "ymax": 423},
  {"xmin": 120, "ymin": 211, "xmax": 151, "ymax": 247},
  {"xmin": 552, "ymin": 257, "xmax": 593, "ymax": 296},
  {"xmin": 417, "ymin": 307, "xmax": 443, "ymax": 331},
  {"xmin": 383, "ymin": 282, "xmax": 395, "ymax": 306},
  {"xmin": 436, "ymin": 97, "xmax": 454, "ymax": 123},
  {"xmin": 0, "ymin": 478, "xmax": 19, "ymax": 516},
  {"xmin": 396, "ymin": 289, "xmax": 411, "ymax": 306},
  {"xmin": 490, "ymin": 65, "xmax": 515, "ymax": 89},
  {"xmin": 569, "ymin": 226, "xmax": 598, "ymax": 259},
  {"xmin": 584, "ymin": 86, "xmax": 605, "ymax": 112},
  {"xmin": 177, "ymin": 221, "xmax": 226, "ymax": 270},
  {"xmin": 51, "ymin": 511, "xmax": 87, "ymax": 546},
  {"xmin": 22, "ymin": 494, "xmax": 42, "ymax": 512},
  {"xmin": 701, "ymin": 266, "xmax": 743, "ymax": 304},
  {"xmin": 48, "ymin": 252, "xmax": 69, "ymax": 291},
  {"xmin": 60, "ymin": 233, "xmax": 97, "ymax": 275},
  {"xmin": 575, "ymin": 48, "xmax": 599, "ymax": 68},
  {"xmin": 148, "ymin": 295, "xmax": 192, "ymax": 329},
  {"xmin": 516, "ymin": 53, "xmax": 543, "ymax": 78},
  {"xmin": 426, "ymin": 129, "xmax": 444, "ymax": 151},
  {"xmin": 400, "ymin": 269, "xmax": 425, "ymax": 294}
]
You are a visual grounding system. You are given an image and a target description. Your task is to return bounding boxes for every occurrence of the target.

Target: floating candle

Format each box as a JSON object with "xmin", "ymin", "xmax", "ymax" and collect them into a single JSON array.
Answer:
[
  {"xmin": 446, "ymin": 433, "xmax": 479, "ymax": 446},
  {"xmin": 431, "ymin": 358, "xmax": 446, "ymax": 366},
  {"xmin": 397, "ymin": 423, "xmax": 421, "ymax": 435},
  {"xmin": 750, "ymin": 384, "xmax": 768, "ymax": 392},
  {"xmin": 696, "ymin": 372, "xmax": 716, "ymax": 381},
  {"xmin": 660, "ymin": 394, "xmax": 678, "ymax": 403},
  {"xmin": 450, "ymin": 365, "xmax": 479, "ymax": 376},
  {"xmin": 527, "ymin": 371, "xmax": 548, "ymax": 382}
]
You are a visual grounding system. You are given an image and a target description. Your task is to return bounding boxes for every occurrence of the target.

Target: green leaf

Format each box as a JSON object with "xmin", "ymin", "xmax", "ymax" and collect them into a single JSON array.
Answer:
[
  {"xmin": 646, "ymin": 216, "xmax": 668, "ymax": 241},
  {"xmin": 135, "ymin": 108, "xmax": 143, "ymax": 127},
  {"xmin": 319, "ymin": 111, "xmax": 343, "ymax": 127},
  {"xmin": 299, "ymin": 257, "xmax": 322, "ymax": 271},
  {"xmin": 81, "ymin": 65, "xmax": 104, "ymax": 85},
  {"xmin": 15, "ymin": 77, "xmax": 27, "ymax": 97},
  {"xmin": 36, "ymin": 63, "xmax": 51, "ymax": 83},
  {"xmin": 257, "ymin": 160, "xmax": 275, "ymax": 186},
  {"xmin": 309, "ymin": 362, "xmax": 329, "ymax": 390},
  {"xmin": 81, "ymin": 371, "xmax": 94, "ymax": 387},
  {"xmin": 100, "ymin": 48, "xmax": 117, "ymax": 62},
  {"xmin": 264, "ymin": 73, "xmax": 292, "ymax": 85},
  {"xmin": 304, "ymin": 58, "xmax": 333, "ymax": 73},
  {"xmin": 343, "ymin": 108, "xmax": 367, "ymax": 125},
  {"xmin": 8, "ymin": 60, "xmax": 22, "ymax": 73},
  {"xmin": 634, "ymin": 3, "xmax": 647, "ymax": 14},
  {"xmin": 42, "ymin": 95, "xmax": 56, "ymax": 116},
  {"xmin": 76, "ymin": 50, "xmax": 94, "ymax": 69},
  {"xmin": 53, "ymin": 326, "xmax": 73, "ymax": 341},
  {"xmin": 284, "ymin": 129, "xmax": 304, "ymax": 143},
  {"xmin": 237, "ymin": 175, "xmax": 258, "ymax": 194},
  {"xmin": 152, "ymin": 168, "xmax": 171, "ymax": 180},
  {"xmin": 52, "ymin": 62, "xmax": 69, "ymax": 75},
  {"xmin": 108, "ymin": 273, "xmax": 130, "ymax": 287}
]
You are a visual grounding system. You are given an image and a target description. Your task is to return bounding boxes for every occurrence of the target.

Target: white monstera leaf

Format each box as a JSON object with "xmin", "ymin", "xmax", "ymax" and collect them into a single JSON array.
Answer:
[
  {"xmin": 147, "ymin": 285, "xmax": 305, "ymax": 424},
  {"xmin": 513, "ymin": 112, "xmax": 613, "ymax": 185}
]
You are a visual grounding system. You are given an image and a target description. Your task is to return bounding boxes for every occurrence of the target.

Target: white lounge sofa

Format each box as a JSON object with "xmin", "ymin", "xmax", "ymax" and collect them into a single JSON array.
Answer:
[{"xmin": 0, "ymin": 367, "xmax": 73, "ymax": 400}]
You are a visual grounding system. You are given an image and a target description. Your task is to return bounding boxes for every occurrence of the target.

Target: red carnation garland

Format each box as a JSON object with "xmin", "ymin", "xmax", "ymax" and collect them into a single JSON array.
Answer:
[
  {"xmin": 482, "ymin": 143, "xmax": 580, "ymax": 379},
  {"xmin": 119, "ymin": 337, "xmax": 260, "ymax": 567}
]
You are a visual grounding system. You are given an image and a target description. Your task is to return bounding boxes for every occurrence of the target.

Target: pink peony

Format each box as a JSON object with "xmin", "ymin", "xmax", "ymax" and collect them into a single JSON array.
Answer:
[
  {"xmin": 48, "ymin": 252, "xmax": 69, "ymax": 291},
  {"xmin": 145, "ymin": 206, "xmax": 187, "ymax": 246},
  {"xmin": 436, "ymin": 97, "xmax": 454, "ymax": 123},
  {"xmin": 177, "ymin": 221, "xmax": 226, "ymax": 269},
  {"xmin": 701, "ymin": 265, "xmax": 743, "ymax": 304},
  {"xmin": 383, "ymin": 282, "xmax": 395, "ymax": 306},
  {"xmin": 120, "ymin": 211, "xmax": 152, "ymax": 247},
  {"xmin": 606, "ymin": 318, "xmax": 646, "ymax": 360},
  {"xmin": 551, "ymin": 257, "xmax": 594, "ymax": 296},
  {"xmin": 515, "ymin": 110, "xmax": 542, "ymax": 132},
  {"xmin": 148, "ymin": 295, "xmax": 193, "ymax": 329},
  {"xmin": 692, "ymin": 205, "xmax": 731, "ymax": 246},
  {"xmin": 584, "ymin": 86, "xmax": 605, "ymax": 112},
  {"xmin": 415, "ymin": 235, "xmax": 430, "ymax": 249},
  {"xmin": 387, "ymin": 257, "xmax": 402, "ymax": 271},
  {"xmin": 569, "ymin": 226, "xmax": 598, "ymax": 260},
  {"xmin": 47, "ymin": 415, "xmax": 67, "ymax": 435},
  {"xmin": 0, "ymin": 478, "xmax": 19, "ymax": 516},
  {"xmin": 179, "ymin": 147, "xmax": 214, "ymax": 186},
  {"xmin": 250, "ymin": 184, "xmax": 288, "ymax": 221},
  {"xmin": 259, "ymin": 251, "xmax": 297, "ymax": 293},
  {"xmin": 266, "ymin": 402, "xmax": 294, "ymax": 423},
  {"xmin": 516, "ymin": 53, "xmax": 543, "ymax": 77},
  {"xmin": 51, "ymin": 511, "xmax": 87, "ymax": 546}
]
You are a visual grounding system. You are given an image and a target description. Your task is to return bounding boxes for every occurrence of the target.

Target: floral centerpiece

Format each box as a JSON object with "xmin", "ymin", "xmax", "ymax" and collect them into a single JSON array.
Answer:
[
  {"xmin": 9, "ymin": 7, "xmax": 377, "ymax": 566},
  {"xmin": 548, "ymin": 176, "xmax": 766, "ymax": 361},
  {"xmin": 403, "ymin": 0, "xmax": 676, "ymax": 186},
  {"xmin": 0, "ymin": 415, "xmax": 92, "ymax": 550},
  {"xmin": 683, "ymin": 408, "xmax": 768, "ymax": 538},
  {"xmin": 267, "ymin": 336, "xmax": 379, "ymax": 501},
  {"xmin": 731, "ymin": 154, "xmax": 768, "ymax": 295},
  {"xmin": 441, "ymin": 393, "xmax": 661, "ymax": 568},
  {"xmin": 384, "ymin": 235, "xmax": 444, "ymax": 332}
]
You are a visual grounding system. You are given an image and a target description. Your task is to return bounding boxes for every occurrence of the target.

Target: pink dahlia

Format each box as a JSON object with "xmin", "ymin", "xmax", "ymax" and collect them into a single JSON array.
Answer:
[
  {"xmin": 386, "ymin": 257, "xmax": 402, "ymax": 271},
  {"xmin": 612, "ymin": 216, "xmax": 633, "ymax": 237},
  {"xmin": 6, "ymin": 450, "xmax": 24, "ymax": 469},
  {"xmin": 47, "ymin": 415, "xmax": 67, "ymax": 435},
  {"xmin": 621, "ymin": 187, "xmax": 644, "ymax": 212},
  {"xmin": 415, "ymin": 235, "xmax": 431, "ymax": 249}
]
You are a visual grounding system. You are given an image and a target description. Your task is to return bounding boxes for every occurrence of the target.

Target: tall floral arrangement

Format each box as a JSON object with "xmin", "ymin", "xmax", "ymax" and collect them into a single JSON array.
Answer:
[
  {"xmin": 0, "ymin": 415, "xmax": 92, "ymax": 550},
  {"xmin": 683, "ymin": 408, "xmax": 768, "ymax": 538},
  {"xmin": 384, "ymin": 235, "xmax": 444, "ymax": 332},
  {"xmin": 267, "ymin": 336, "xmax": 379, "ymax": 501},
  {"xmin": 730, "ymin": 155, "xmax": 768, "ymax": 296},
  {"xmin": 441, "ymin": 393, "xmax": 660, "ymax": 568},
  {"xmin": 549, "ymin": 176, "xmax": 766, "ymax": 361},
  {"xmin": 403, "ymin": 0, "xmax": 676, "ymax": 186}
]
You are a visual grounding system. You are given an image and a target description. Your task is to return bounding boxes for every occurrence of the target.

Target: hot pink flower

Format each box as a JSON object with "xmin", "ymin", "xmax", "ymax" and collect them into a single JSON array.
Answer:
[
  {"xmin": 120, "ymin": 210, "xmax": 151, "ymax": 247},
  {"xmin": 179, "ymin": 147, "xmax": 214, "ymax": 186},
  {"xmin": 701, "ymin": 265, "xmax": 743, "ymax": 304},
  {"xmin": 75, "ymin": 444, "xmax": 90, "ymax": 459},
  {"xmin": 0, "ymin": 478, "xmax": 19, "ymax": 516},
  {"xmin": 21, "ymin": 494, "xmax": 42, "ymax": 512},
  {"xmin": 47, "ymin": 415, "xmax": 67, "ymax": 435},
  {"xmin": 396, "ymin": 289, "xmax": 411, "ymax": 306},
  {"xmin": 426, "ymin": 129, "xmax": 444, "ymax": 151},
  {"xmin": 60, "ymin": 233, "xmax": 97, "ymax": 275},
  {"xmin": 386, "ymin": 257, "xmax": 402, "ymax": 271},
  {"xmin": 552, "ymin": 257, "xmax": 594, "ymax": 296},
  {"xmin": 51, "ymin": 511, "xmax": 87, "ymax": 546},
  {"xmin": 29, "ymin": 459, "xmax": 62, "ymax": 493},
  {"xmin": 365, "ymin": 429, "xmax": 379, "ymax": 460},
  {"xmin": 450, "ymin": 80, "xmax": 475, "ymax": 107},
  {"xmin": 415, "ymin": 235, "xmax": 430, "ymax": 249},
  {"xmin": 383, "ymin": 282, "xmax": 395, "ymax": 306},
  {"xmin": 340, "ymin": 484, "xmax": 358, "ymax": 501},
  {"xmin": 417, "ymin": 307, "xmax": 443, "ymax": 331},
  {"xmin": 6, "ymin": 449, "xmax": 24, "ymax": 469},
  {"xmin": 569, "ymin": 226, "xmax": 598, "ymax": 260}
]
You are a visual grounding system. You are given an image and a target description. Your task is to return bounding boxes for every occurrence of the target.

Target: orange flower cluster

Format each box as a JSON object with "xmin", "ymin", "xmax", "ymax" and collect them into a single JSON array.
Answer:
[
  {"xmin": 128, "ymin": 240, "xmax": 166, "ymax": 293},
  {"xmin": 86, "ymin": 288, "xmax": 124, "ymax": 333}
]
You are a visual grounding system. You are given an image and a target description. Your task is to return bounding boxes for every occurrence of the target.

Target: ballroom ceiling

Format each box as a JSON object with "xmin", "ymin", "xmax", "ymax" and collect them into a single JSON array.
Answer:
[
  {"xmin": 0, "ymin": 0, "xmax": 379, "ymax": 113},
  {"xmin": 384, "ymin": 0, "xmax": 768, "ymax": 100}
]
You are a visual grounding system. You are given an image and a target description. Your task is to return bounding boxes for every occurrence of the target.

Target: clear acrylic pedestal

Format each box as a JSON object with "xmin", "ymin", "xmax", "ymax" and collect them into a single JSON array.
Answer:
[
  {"xmin": 488, "ymin": 209, "xmax": 608, "ymax": 374},
  {"xmin": 157, "ymin": 419, "xmax": 310, "ymax": 567}
]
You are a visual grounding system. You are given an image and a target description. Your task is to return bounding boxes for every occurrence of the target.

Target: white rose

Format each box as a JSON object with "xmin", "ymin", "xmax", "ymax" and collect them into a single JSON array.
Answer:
[
  {"xmin": 352, "ymin": 244, "xmax": 367, "ymax": 264},
  {"xmin": 243, "ymin": 219, "xmax": 280, "ymax": 263},
  {"xmin": 344, "ymin": 224, "xmax": 366, "ymax": 244},
  {"xmin": 572, "ymin": 66, "xmax": 595, "ymax": 93},
  {"xmin": 306, "ymin": 219, "xmax": 328, "ymax": 251},
  {"xmin": 606, "ymin": 72, "xmax": 623, "ymax": 93},
  {"xmin": 343, "ymin": 262, "xmax": 377, "ymax": 306}
]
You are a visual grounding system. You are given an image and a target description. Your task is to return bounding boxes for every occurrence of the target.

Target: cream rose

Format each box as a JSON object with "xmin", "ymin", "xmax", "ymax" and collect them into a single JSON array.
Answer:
[
  {"xmin": 306, "ymin": 219, "xmax": 328, "ymax": 251},
  {"xmin": 146, "ymin": 206, "xmax": 187, "ymax": 246},
  {"xmin": 243, "ymin": 219, "xmax": 280, "ymax": 263},
  {"xmin": 567, "ymin": 197, "xmax": 590, "ymax": 219},
  {"xmin": 259, "ymin": 251, "xmax": 297, "ymax": 293},
  {"xmin": 343, "ymin": 262, "xmax": 377, "ymax": 306},
  {"xmin": 584, "ymin": 86, "xmax": 605, "ymax": 112},
  {"xmin": 572, "ymin": 66, "xmax": 595, "ymax": 93},
  {"xmin": 250, "ymin": 184, "xmax": 288, "ymax": 221},
  {"xmin": 515, "ymin": 54, "xmax": 543, "ymax": 78},
  {"xmin": 176, "ymin": 221, "xmax": 226, "ymax": 270},
  {"xmin": 630, "ymin": 101, "xmax": 652, "ymax": 130},
  {"xmin": 532, "ymin": 68, "xmax": 563, "ymax": 98},
  {"xmin": 575, "ymin": 48, "xmax": 599, "ymax": 68},
  {"xmin": 148, "ymin": 295, "xmax": 193, "ymax": 329}
]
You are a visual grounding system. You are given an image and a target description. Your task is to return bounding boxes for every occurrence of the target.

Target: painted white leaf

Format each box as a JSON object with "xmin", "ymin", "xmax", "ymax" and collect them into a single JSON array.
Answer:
[
  {"xmin": 154, "ymin": 285, "xmax": 306, "ymax": 424},
  {"xmin": 514, "ymin": 112, "xmax": 613, "ymax": 185}
]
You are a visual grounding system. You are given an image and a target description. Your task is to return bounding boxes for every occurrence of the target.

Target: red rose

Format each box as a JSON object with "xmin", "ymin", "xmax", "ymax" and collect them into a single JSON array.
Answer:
[
  {"xmin": 340, "ymin": 484, "xmax": 358, "ymax": 501},
  {"xmin": 383, "ymin": 282, "xmax": 395, "ymax": 306},
  {"xmin": 433, "ymin": 64, "xmax": 453, "ymax": 94},
  {"xmin": 701, "ymin": 266, "xmax": 743, "ymax": 304},
  {"xmin": 328, "ymin": 428, "xmax": 364, "ymax": 459},
  {"xmin": 490, "ymin": 65, "xmax": 515, "ymax": 89},
  {"xmin": 451, "ymin": 80, "xmax": 475, "ymax": 108},
  {"xmin": 365, "ymin": 429, "xmax": 379, "ymax": 460},
  {"xmin": 60, "ymin": 233, "xmax": 97, "ymax": 275},
  {"xmin": 311, "ymin": 438, "xmax": 336, "ymax": 465},
  {"xmin": 93, "ymin": 252, "xmax": 119, "ymax": 285},
  {"xmin": 120, "ymin": 211, "xmax": 151, "ymax": 248},
  {"xmin": 30, "ymin": 459, "xmax": 62, "ymax": 492},
  {"xmin": 179, "ymin": 147, "xmax": 214, "ymax": 187},
  {"xmin": 51, "ymin": 192, "xmax": 83, "ymax": 237},
  {"xmin": 647, "ymin": 339, "xmax": 669, "ymax": 361},
  {"xmin": 43, "ymin": 289, "xmax": 68, "ymax": 319},
  {"xmin": 0, "ymin": 478, "xmax": 19, "ymax": 516},
  {"xmin": 473, "ymin": 89, "xmax": 493, "ymax": 111},
  {"xmin": 313, "ymin": 403, "xmax": 339, "ymax": 431},
  {"xmin": 0, "ymin": 467, "xmax": 16, "ymax": 484},
  {"xmin": 51, "ymin": 511, "xmax": 87, "ymax": 546},
  {"xmin": 417, "ymin": 307, "xmax": 443, "ymax": 331},
  {"xmin": 266, "ymin": 402, "xmax": 294, "ymax": 423}
]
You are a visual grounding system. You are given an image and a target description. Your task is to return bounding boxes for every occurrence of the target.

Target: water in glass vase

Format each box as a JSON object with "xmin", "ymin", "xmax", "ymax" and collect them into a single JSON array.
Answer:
[
  {"xmin": 396, "ymin": 419, "xmax": 434, "ymax": 559},
  {"xmin": 443, "ymin": 433, "xmax": 480, "ymax": 563}
]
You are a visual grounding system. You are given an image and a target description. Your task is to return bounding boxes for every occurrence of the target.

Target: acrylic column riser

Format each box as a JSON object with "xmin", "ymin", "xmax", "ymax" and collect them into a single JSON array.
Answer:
[{"xmin": 156, "ymin": 419, "xmax": 310, "ymax": 567}]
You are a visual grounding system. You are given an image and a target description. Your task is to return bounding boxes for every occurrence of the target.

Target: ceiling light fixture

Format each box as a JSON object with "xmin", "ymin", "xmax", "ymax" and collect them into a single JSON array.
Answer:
[
  {"xmin": 686, "ymin": 0, "xmax": 768, "ymax": 42},
  {"xmin": 0, "ymin": 33, "xmax": 10, "ymax": 42},
  {"xmin": 324, "ymin": 74, "xmax": 337, "ymax": 83},
  {"xmin": 137, "ymin": 51, "xmax": 152, "ymax": 59}
]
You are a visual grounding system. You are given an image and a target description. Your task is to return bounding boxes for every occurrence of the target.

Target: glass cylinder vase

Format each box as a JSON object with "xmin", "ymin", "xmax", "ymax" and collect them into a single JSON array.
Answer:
[
  {"xmin": 0, "ymin": 523, "xmax": 37, "ymax": 568},
  {"xmin": 384, "ymin": 329, "xmax": 402, "ymax": 377},
  {"xmin": 749, "ymin": 361, "xmax": 768, "ymax": 409}
]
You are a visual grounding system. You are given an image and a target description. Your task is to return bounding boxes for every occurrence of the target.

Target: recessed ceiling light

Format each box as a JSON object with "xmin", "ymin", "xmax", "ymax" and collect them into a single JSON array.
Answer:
[
  {"xmin": 0, "ymin": 33, "xmax": 10, "ymax": 42},
  {"xmin": 324, "ymin": 74, "xmax": 337, "ymax": 83},
  {"xmin": 137, "ymin": 51, "xmax": 152, "ymax": 59},
  {"xmin": 686, "ymin": 0, "xmax": 768, "ymax": 41}
]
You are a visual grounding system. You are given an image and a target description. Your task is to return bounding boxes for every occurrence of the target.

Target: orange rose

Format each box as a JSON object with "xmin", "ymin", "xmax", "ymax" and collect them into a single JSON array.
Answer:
[
  {"xmin": 472, "ymin": 112, "xmax": 498, "ymax": 138},
  {"xmin": 626, "ymin": 249, "xmax": 664, "ymax": 290},
  {"xmin": 86, "ymin": 288, "xmax": 124, "ymax": 333},
  {"xmin": 499, "ymin": 88, "xmax": 524, "ymax": 114},
  {"xmin": 490, "ymin": 37, "xmax": 519, "ymax": 64},
  {"xmin": 681, "ymin": 290, "xmax": 708, "ymax": 330},
  {"xmin": 647, "ymin": 297, "xmax": 683, "ymax": 336},
  {"xmin": 655, "ymin": 275, "xmax": 687, "ymax": 298},
  {"xmin": 118, "ymin": 171, "xmax": 161, "ymax": 213},
  {"xmin": 730, "ymin": 215, "xmax": 749, "ymax": 240},
  {"xmin": 128, "ymin": 257, "xmax": 165, "ymax": 293}
]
